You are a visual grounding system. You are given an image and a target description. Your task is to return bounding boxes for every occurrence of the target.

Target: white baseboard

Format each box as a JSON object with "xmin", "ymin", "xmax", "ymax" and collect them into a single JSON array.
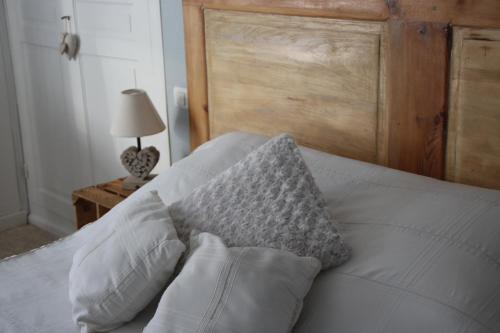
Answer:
[
  {"xmin": 29, "ymin": 213, "xmax": 75, "ymax": 237},
  {"xmin": 0, "ymin": 211, "xmax": 27, "ymax": 232}
]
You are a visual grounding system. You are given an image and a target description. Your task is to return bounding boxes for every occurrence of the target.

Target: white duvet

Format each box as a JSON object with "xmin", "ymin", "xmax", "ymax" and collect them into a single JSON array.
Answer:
[{"xmin": 1, "ymin": 132, "xmax": 499, "ymax": 333}]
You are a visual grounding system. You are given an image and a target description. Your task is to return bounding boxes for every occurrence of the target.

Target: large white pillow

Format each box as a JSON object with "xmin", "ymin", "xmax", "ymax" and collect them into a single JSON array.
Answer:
[
  {"xmin": 143, "ymin": 231, "xmax": 321, "ymax": 333},
  {"xmin": 69, "ymin": 191, "xmax": 186, "ymax": 333}
]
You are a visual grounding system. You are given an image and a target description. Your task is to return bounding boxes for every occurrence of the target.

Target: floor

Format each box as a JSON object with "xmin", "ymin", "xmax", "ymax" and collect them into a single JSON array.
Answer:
[{"xmin": 0, "ymin": 224, "xmax": 58, "ymax": 260}]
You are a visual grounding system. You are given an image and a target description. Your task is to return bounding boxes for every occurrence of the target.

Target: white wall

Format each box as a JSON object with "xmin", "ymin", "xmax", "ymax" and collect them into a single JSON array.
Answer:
[
  {"xmin": 0, "ymin": 0, "xmax": 27, "ymax": 231},
  {"xmin": 161, "ymin": 0, "xmax": 190, "ymax": 162}
]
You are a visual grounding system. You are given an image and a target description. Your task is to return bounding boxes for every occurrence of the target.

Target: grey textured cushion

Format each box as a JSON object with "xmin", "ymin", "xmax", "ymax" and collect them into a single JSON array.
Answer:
[{"xmin": 168, "ymin": 134, "xmax": 350, "ymax": 269}]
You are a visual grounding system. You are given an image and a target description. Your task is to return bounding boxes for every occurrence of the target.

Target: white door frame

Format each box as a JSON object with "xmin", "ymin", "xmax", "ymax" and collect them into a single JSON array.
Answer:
[{"xmin": 0, "ymin": 0, "xmax": 28, "ymax": 231}]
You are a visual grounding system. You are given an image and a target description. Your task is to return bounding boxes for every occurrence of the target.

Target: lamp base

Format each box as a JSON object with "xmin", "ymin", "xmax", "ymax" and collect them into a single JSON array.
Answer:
[{"xmin": 122, "ymin": 174, "xmax": 156, "ymax": 190}]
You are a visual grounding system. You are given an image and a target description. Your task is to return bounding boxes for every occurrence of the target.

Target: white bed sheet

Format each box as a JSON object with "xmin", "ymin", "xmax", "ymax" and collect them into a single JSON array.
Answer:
[{"xmin": 1, "ymin": 132, "xmax": 499, "ymax": 333}]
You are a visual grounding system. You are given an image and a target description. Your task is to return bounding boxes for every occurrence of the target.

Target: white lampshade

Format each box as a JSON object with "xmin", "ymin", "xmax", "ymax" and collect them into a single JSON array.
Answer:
[{"xmin": 110, "ymin": 89, "xmax": 166, "ymax": 137}]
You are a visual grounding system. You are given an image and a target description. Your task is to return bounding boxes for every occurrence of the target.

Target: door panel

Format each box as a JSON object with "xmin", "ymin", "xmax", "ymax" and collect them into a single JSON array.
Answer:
[
  {"xmin": 77, "ymin": 1, "xmax": 133, "ymax": 35},
  {"xmin": 447, "ymin": 27, "xmax": 500, "ymax": 190},
  {"xmin": 205, "ymin": 10, "xmax": 388, "ymax": 164},
  {"xmin": 22, "ymin": 44, "xmax": 89, "ymax": 197}
]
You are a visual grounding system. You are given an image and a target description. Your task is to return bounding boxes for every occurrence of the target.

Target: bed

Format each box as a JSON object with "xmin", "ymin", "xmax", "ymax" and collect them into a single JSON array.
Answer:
[
  {"xmin": 2, "ymin": 0, "xmax": 500, "ymax": 332},
  {"xmin": 1, "ymin": 132, "xmax": 500, "ymax": 332}
]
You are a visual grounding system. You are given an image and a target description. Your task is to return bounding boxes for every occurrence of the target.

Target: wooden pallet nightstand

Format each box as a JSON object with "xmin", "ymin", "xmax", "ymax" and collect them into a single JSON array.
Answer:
[{"xmin": 72, "ymin": 178, "xmax": 136, "ymax": 229}]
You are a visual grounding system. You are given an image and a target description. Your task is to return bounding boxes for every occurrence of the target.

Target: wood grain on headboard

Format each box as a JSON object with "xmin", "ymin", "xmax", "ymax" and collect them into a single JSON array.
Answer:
[
  {"xmin": 183, "ymin": 0, "xmax": 500, "ymax": 189},
  {"xmin": 447, "ymin": 27, "xmax": 500, "ymax": 189},
  {"xmin": 205, "ymin": 10, "xmax": 388, "ymax": 164}
]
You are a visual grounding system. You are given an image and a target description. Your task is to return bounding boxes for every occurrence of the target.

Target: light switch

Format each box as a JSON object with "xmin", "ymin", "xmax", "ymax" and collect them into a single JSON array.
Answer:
[{"xmin": 173, "ymin": 87, "xmax": 188, "ymax": 109}]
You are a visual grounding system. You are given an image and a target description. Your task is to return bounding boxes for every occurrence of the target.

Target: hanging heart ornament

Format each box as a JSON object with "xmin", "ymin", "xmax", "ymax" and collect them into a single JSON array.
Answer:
[
  {"xmin": 65, "ymin": 33, "xmax": 80, "ymax": 60},
  {"xmin": 120, "ymin": 146, "xmax": 160, "ymax": 179}
]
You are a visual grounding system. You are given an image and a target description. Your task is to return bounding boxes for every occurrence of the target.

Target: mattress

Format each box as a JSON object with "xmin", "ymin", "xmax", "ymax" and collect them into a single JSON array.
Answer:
[{"xmin": 1, "ymin": 132, "xmax": 499, "ymax": 333}]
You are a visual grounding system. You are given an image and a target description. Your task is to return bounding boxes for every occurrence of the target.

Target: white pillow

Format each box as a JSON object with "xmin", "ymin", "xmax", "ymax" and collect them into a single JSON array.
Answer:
[
  {"xmin": 69, "ymin": 191, "xmax": 186, "ymax": 333},
  {"xmin": 143, "ymin": 232, "xmax": 321, "ymax": 333}
]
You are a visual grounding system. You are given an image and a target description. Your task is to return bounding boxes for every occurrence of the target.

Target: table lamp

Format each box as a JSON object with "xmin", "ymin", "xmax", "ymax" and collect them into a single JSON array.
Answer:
[{"xmin": 110, "ymin": 89, "xmax": 166, "ymax": 189}]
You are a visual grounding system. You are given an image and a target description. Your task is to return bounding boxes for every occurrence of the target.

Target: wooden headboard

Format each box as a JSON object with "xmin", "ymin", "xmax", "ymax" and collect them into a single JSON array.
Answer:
[{"xmin": 183, "ymin": 0, "xmax": 500, "ymax": 190}]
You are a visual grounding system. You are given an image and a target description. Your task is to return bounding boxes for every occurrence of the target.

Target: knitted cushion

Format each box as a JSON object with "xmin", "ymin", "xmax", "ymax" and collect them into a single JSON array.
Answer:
[{"xmin": 168, "ymin": 134, "xmax": 350, "ymax": 269}]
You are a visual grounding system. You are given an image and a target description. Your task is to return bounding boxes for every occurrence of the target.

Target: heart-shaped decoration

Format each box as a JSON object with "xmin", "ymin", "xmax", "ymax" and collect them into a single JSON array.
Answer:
[
  {"xmin": 63, "ymin": 33, "xmax": 80, "ymax": 60},
  {"xmin": 120, "ymin": 146, "xmax": 160, "ymax": 179}
]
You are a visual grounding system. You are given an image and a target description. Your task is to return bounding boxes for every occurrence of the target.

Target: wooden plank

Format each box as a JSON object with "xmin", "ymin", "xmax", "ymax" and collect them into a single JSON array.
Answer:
[
  {"xmin": 386, "ymin": 20, "xmax": 448, "ymax": 178},
  {"xmin": 74, "ymin": 200, "xmax": 97, "ymax": 229},
  {"xmin": 185, "ymin": 0, "xmax": 389, "ymax": 21},
  {"xmin": 97, "ymin": 178, "xmax": 134, "ymax": 198},
  {"xmin": 72, "ymin": 187, "xmax": 125, "ymax": 209},
  {"xmin": 97, "ymin": 205, "xmax": 111, "ymax": 218},
  {"xmin": 184, "ymin": 0, "xmax": 500, "ymax": 28},
  {"xmin": 184, "ymin": 3, "xmax": 210, "ymax": 149},
  {"xmin": 447, "ymin": 27, "xmax": 500, "ymax": 190},
  {"xmin": 397, "ymin": 0, "xmax": 500, "ymax": 29},
  {"xmin": 205, "ymin": 10, "xmax": 388, "ymax": 163}
]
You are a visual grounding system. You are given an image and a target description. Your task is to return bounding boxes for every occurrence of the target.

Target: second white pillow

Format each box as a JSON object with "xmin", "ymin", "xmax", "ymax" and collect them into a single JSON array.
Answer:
[
  {"xmin": 69, "ymin": 191, "xmax": 186, "ymax": 333},
  {"xmin": 144, "ymin": 231, "xmax": 321, "ymax": 333}
]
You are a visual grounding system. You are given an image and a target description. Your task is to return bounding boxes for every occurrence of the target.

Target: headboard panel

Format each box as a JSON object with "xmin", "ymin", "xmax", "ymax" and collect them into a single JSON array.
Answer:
[
  {"xmin": 183, "ymin": 0, "xmax": 500, "ymax": 190},
  {"xmin": 447, "ymin": 27, "xmax": 500, "ymax": 189},
  {"xmin": 205, "ymin": 10, "xmax": 388, "ymax": 164}
]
